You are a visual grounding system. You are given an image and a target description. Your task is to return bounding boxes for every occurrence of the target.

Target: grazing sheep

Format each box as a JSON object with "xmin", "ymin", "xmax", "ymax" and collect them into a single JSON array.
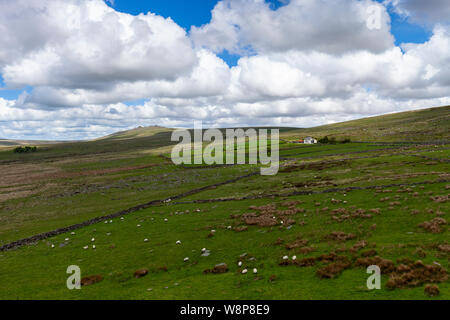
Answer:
[
  {"xmin": 253, "ymin": 268, "xmax": 258, "ymax": 274},
  {"xmin": 242, "ymin": 269, "xmax": 248, "ymax": 274}
]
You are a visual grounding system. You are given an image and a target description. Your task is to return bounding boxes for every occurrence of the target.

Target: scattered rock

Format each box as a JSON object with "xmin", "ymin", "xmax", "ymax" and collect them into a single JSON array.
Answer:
[{"xmin": 201, "ymin": 249, "xmax": 211, "ymax": 257}]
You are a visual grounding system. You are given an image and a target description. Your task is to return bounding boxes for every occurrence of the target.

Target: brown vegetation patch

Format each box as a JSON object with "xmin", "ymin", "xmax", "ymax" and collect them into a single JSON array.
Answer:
[
  {"xmin": 386, "ymin": 261, "xmax": 448, "ymax": 289},
  {"xmin": 330, "ymin": 208, "xmax": 373, "ymax": 222},
  {"xmin": 437, "ymin": 244, "xmax": 450, "ymax": 253},
  {"xmin": 355, "ymin": 257, "xmax": 396, "ymax": 274},
  {"xmin": 243, "ymin": 214, "xmax": 279, "ymax": 227},
  {"xmin": 279, "ymin": 257, "xmax": 316, "ymax": 267},
  {"xmin": 297, "ymin": 247, "xmax": 315, "ymax": 254},
  {"xmin": 297, "ymin": 257, "xmax": 317, "ymax": 267},
  {"xmin": 280, "ymin": 160, "xmax": 348, "ymax": 173},
  {"xmin": 430, "ymin": 195, "xmax": 449, "ymax": 203},
  {"xmin": 418, "ymin": 218, "xmax": 447, "ymax": 233},
  {"xmin": 361, "ymin": 249, "xmax": 377, "ymax": 257},
  {"xmin": 424, "ymin": 284, "xmax": 440, "ymax": 297},
  {"xmin": 316, "ymin": 258, "xmax": 352, "ymax": 279},
  {"xmin": 281, "ymin": 200, "xmax": 301, "ymax": 207},
  {"xmin": 81, "ymin": 275, "xmax": 103, "ymax": 286},
  {"xmin": 237, "ymin": 201, "xmax": 307, "ymax": 228},
  {"xmin": 234, "ymin": 226, "xmax": 248, "ymax": 232},
  {"xmin": 204, "ymin": 263, "xmax": 228, "ymax": 274},
  {"xmin": 134, "ymin": 269, "xmax": 149, "ymax": 278},
  {"xmin": 327, "ymin": 231, "xmax": 356, "ymax": 241},
  {"xmin": 285, "ymin": 239, "xmax": 308, "ymax": 250}
]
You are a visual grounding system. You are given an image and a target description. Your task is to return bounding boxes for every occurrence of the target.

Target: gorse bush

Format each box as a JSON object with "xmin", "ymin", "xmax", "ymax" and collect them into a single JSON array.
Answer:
[{"xmin": 13, "ymin": 146, "xmax": 38, "ymax": 153}]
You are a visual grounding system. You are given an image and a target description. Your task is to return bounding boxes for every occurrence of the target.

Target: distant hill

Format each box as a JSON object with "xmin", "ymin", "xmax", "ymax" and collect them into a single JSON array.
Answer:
[
  {"xmin": 99, "ymin": 125, "xmax": 172, "ymax": 140},
  {"xmin": 1, "ymin": 106, "xmax": 448, "ymax": 149},
  {"xmin": 281, "ymin": 105, "xmax": 450, "ymax": 142},
  {"xmin": 0, "ymin": 139, "xmax": 66, "ymax": 148}
]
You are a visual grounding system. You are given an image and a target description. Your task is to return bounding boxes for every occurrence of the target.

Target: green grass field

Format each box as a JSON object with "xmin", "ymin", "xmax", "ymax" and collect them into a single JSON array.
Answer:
[{"xmin": 0, "ymin": 106, "xmax": 448, "ymax": 300}]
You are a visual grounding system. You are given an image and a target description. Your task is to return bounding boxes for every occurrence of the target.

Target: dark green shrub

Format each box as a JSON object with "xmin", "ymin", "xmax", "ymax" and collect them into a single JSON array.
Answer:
[{"xmin": 13, "ymin": 146, "xmax": 38, "ymax": 153}]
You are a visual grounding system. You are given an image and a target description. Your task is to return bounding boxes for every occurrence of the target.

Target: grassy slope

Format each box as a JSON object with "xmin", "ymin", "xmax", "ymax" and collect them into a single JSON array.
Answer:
[
  {"xmin": 0, "ymin": 107, "xmax": 449, "ymax": 300},
  {"xmin": 281, "ymin": 105, "xmax": 450, "ymax": 142}
]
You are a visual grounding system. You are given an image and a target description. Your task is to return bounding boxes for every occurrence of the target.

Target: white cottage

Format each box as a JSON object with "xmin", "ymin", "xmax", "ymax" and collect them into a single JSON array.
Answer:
[{"xmin": 304, "ymin": 137, "xmax": 317, "ymax": 144}]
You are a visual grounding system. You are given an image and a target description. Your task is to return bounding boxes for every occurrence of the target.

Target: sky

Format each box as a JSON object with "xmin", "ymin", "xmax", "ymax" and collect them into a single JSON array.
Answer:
[{"xmin": 0, "ymin": 0, "xmax": 449, "ymax": 140}]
